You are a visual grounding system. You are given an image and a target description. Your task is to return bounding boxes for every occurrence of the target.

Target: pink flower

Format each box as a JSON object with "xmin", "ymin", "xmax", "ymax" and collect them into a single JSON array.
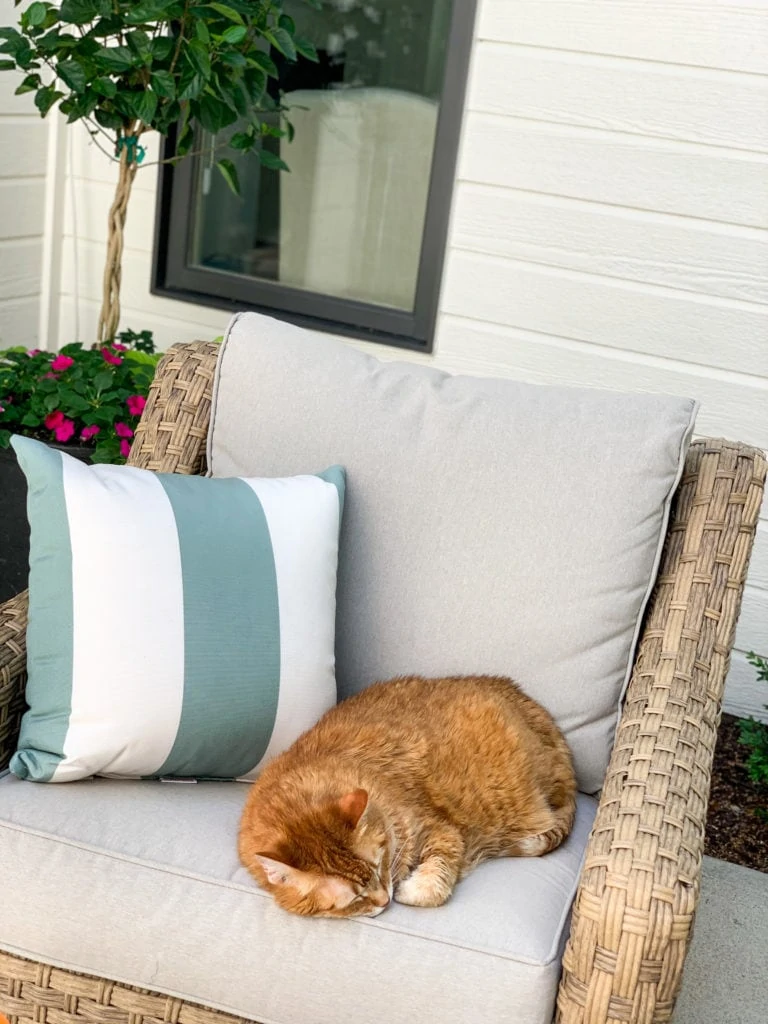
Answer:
[
  {"xmin": 53, "ymin": 419, "xmax": 75, "ymax": 443},
  {"xmin": 26, "ymin": 348, "xmax": 41, "ymax": 356},
  {"xmin": 126, "ymin": 394, "xmax": 146, "ymax": 416},
  {"xmin": 0, "ymin": 402, "xmax": 4, "ymax": 414},
  {"xmin": 51, "ymin": 354, "xmax": 74, "ymax": 372},
  {"xmin": 44, "ymin": 410, "xmax": 65, "ymax": 430},
  {"xmin": 111, "ymin": 342, "xmax": 128, "ymax": 351},
  {"xmin": 101, "ymin": 347, "xmax": 123, "ymax": 366},
  {"xmin": 120, "ymin": 438, "xmax": 131, "ymax": 458},
  {"xmin": 114, "ymin": 421, "xmax": 134, "ymax": 439},
  {"xmin": 81, "ymin": 425, "xmax": 100, "ymax": 441}
]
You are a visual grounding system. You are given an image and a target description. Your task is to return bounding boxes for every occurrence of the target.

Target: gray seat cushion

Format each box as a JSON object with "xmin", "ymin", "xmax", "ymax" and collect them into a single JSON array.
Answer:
[
  {"xmin": 209, "ymin": 313, "xmax": 697, "ymax": 792},
  {"xmin": 0, "ymin": 773, "xmax": 596, "ymax": 1024}
]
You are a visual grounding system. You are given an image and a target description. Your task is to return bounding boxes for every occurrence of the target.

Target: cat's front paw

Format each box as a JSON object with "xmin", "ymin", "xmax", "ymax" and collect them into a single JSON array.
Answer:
[{"xmin": 394, "ymin": 863, "xmax": 452, "ymax": 907}]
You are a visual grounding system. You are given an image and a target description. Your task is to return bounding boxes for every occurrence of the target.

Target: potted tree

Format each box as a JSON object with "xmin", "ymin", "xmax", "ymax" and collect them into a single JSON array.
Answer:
[{"xmin": 0, "ymin": 0, "xmax": 313, "ymax": 600}]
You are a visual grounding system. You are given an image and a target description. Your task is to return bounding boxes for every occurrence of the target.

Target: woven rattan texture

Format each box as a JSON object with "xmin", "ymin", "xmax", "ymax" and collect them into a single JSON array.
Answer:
[
  {"xmin": 556, "ymin": 439, "xmax": 767, "ymax": 1024},
  {"xmin": 0, "ymin": 951, "xmax": 250, "ymax": 1024},
  {"xmin": 0, "ymin": 591, "xmax": 28, "ymax": 773},
  {"xmin": 129, "ymin": 341, "xmax": 219, "ymax": 475}
]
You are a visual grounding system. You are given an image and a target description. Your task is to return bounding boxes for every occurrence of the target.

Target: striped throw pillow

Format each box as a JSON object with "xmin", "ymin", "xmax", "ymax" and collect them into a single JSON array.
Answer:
[{"xmin": 10, "ymin": 436, "xmax": 345, "ymax": 783}]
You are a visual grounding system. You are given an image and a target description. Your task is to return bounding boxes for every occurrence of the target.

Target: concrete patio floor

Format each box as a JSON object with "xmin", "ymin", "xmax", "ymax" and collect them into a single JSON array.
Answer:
[{"xmin": 672, "ymin": 856, "xmax": 768, "ymax": 1024}]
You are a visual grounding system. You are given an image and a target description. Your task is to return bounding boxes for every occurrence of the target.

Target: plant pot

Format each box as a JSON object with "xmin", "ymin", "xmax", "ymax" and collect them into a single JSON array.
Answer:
[{"xmin": 0, "ymin": 441, "xmax": 93, "ymax": 606}]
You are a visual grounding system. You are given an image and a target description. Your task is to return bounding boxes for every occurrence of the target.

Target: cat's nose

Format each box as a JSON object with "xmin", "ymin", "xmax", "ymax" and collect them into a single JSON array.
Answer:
[{"xmin": 371, "ymin": 890, "xmax": 390, "ymax": 908}]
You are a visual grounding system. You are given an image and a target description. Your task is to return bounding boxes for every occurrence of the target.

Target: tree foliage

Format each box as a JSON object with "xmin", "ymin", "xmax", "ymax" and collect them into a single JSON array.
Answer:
[{"xmin": 0, "ymin": 0, "xmax": 320, "ymax": 187}]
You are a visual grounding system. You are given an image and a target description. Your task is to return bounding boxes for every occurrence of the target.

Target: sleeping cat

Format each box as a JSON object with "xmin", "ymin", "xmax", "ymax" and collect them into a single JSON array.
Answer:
[{"xmin": 239, "ymin": 675, "xmax": 576, "ymax": 918}]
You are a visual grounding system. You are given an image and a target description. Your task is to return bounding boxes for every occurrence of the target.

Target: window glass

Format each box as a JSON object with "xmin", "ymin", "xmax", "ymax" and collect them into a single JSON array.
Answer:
[{"xmin": 190, "ymin": 0, "xmax": 454, "ymax": 312}]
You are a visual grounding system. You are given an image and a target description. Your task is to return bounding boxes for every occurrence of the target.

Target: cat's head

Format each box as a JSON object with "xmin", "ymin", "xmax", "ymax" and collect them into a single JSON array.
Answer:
[{"xmin": 247, "ymin": 789, "xmax": 393, "ymax": 918}]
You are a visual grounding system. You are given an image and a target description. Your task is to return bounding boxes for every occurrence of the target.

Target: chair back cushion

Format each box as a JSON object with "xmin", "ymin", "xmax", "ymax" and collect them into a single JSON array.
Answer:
[{"xmin": 208, "ymin": 313, "xmax": 697, "ymax": 792}]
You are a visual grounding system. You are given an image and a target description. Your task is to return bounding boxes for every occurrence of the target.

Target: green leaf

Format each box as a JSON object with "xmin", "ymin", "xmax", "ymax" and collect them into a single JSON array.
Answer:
[
  {"xmin": 126, "ymin": 29, "xmax": 152, "ymax": 61},
  {"xmin": 257, "ymin": 148, "xmax": 289, "ymax": 172},
  {"xmin": 247, "ymin": 51, "xmax": 278, "ymax": 78},
  {"xmin": 220, "ymin": 50, "xmax": 246, "ymax": 68},
  {"xmin": 15, "ymin": 73, "xmax": 41, "ymax": 95},
  {"xmin": 94, "ymin": 106, "xmax": 124, "ymax": 130},
  {"xmin": 243, "ymin": 67, "xmax": 266, "ymax": 103},
  {"xmin": 93, "ymin": 46, "xmax": 135, "ymax": 73},
  {"xmin": 185, "ymin": 38, "xmax": 211, "ymax": 79},
  {"xmin": 35, "ymin": 84, "xmax": 63, "ymax": 115},
  {"xmin": 150, "ymin": 36, "xmax": 175, "ymax": 62},
  {"xmin": 294, "ymin": 36, "xmax": 318, "ymax": 62},
  {"xmin": 26, "ymin": 3, "xmax": 48, "ymax": 28},
  {"xmin": 194, "ymin": 93, "xmax": 236, "ymax": 133},
  {"xmin": 175, "ymin": 118, "xmax": 193, "ymax": 156},
  {"xmin": 229, "ymin": 128, "xmax": 254, "ymax": 150},
  {"xmin": 221, "ymin": 25, "xmax": 247, "ymax": 44},
  {"xmin": 0, "ymin": 59, "xmax": 16, "ymax": 71},
  {"xmin": 92, "ymin": 76, "xmax": 116, "ymax": 98},
  {"xmin": 60, "ymin": 0, "xmax": 111, "ymax": 26},
  {"xmin": 208, "ymin": 3, "xmax": 244, "ymax": 24},
  {"xmin": 57, "ymin": 58, "xmax": 87, "ymax": 93},
  {"xmin": 266, "ymin": 28, "xmax": 296, "ymax": 62},
  {"xmin": 216, "ymin": 158, "xmax": 240, "ymax": 196},
  {"xmin": 93, "ymin": 370, "xmax": 113, "ymax": 391},
  {"xmin": 195, "ymin": 20, "xmax": 210, "ymax": 45},
  {"xmin": 151, "ymin": 70, "xmax": 175, "ymax": 99},
  {"xmin": 0, "ymin": 430, "xmax": 11, "ymax": 449},
  {"xmin": 178, "ymin": 69, "xmax": 204, "ymax": 101},
  {"xmin": 279, "ymin": 14, "xmax": 296, "ymax": 35},
  {"xmin": 127, "ymin": 89, "xmax": 157, "ymax": 124}
]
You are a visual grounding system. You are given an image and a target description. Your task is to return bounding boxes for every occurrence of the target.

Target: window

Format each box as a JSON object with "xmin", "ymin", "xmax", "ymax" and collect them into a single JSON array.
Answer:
[{"xmin": 153, "ymin": 0, "xmax": 476, "ymax": 352}]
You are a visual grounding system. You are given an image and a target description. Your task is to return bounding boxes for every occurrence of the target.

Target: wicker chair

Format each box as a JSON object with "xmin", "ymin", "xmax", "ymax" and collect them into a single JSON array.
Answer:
[{"xmin": 0, "ymin": 341, "xmax": 765, "ymax": 1024}]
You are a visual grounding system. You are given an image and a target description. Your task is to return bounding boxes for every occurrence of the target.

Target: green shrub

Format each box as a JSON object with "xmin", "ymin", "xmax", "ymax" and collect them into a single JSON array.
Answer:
[{"xmin": 739, "ymin": 652, "xmax": 768, "ymax": 787}]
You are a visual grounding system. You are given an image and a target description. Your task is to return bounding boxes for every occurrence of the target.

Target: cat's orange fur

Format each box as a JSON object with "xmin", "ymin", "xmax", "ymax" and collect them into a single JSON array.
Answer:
[{"xmin": 239, "ymin": 675, "xmax": 576, "ymax": 918}]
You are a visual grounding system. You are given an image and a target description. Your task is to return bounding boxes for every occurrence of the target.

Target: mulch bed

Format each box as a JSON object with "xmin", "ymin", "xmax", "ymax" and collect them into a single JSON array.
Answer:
[{"xmin": 704, "ymin": 712, "xmax": 767, "ymax": 873}]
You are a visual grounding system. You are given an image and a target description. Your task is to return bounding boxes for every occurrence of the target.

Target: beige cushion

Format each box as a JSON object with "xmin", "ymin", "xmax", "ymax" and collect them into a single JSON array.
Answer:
[
  {"xmin": 0, "ymin": 772, "xmax": 596, "ymax": 1024},
  {"xmin": 209, "ymin": 313, "xmax": 697, "ymax": 792}
]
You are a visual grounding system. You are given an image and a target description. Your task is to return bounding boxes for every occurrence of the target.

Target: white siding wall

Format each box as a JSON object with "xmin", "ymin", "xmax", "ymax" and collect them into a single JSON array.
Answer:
[
  {"xmin": 51, "ymin": 0, "xmax": 768, "ymax": 718},
  {"xmin": 0, "ymin": 0, "xmax": 48, "ymax": 348}
]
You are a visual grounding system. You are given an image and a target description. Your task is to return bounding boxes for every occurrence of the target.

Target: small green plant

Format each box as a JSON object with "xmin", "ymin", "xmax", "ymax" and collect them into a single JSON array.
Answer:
[
  {"xmin": 739, "ymin": 652, "xmax": 768, "ymax": 788},
  {"xmin": 0, "ymin": 329, "xmax": 162, "ymax": 464}
]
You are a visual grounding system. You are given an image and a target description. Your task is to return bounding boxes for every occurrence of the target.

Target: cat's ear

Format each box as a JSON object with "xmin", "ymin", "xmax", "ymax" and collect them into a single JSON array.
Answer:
[
  {"xmin": 253, "ymin": 854, "xmax": 298, "ymax": 888},
  {"xmin": 338, "ymin": 788, "xmax": 369, "ymax": 829}
]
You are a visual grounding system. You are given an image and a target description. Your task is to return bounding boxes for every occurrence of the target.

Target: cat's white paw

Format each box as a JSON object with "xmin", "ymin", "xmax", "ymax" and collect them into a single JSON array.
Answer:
[{"xmin": 394, "ymin": 864, "xmax": 452, "ymax": 907}]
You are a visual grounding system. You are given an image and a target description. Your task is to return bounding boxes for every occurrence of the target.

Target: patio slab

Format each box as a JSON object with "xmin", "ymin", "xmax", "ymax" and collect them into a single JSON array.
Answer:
[{"xmin": 673, "ymin": 855, "xmax": 768, "ymax": 1023}]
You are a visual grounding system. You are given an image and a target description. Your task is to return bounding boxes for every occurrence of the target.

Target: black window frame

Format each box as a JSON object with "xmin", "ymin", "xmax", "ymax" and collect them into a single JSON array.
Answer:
[{"xmin": 151, "ymin": 0, "xmax": 477, "ymax": 354}]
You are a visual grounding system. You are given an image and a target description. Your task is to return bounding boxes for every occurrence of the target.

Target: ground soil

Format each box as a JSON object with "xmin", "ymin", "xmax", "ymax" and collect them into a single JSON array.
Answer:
[{"xmin": 705, "ymin": 713, "xmax": 767, "ymax": 873}]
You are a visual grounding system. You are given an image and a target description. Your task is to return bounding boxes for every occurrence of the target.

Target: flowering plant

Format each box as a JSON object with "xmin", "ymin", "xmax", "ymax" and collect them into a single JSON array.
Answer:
[{"xmin": 0, "ymin": 328, "xmax": 161, "ymax": 464}]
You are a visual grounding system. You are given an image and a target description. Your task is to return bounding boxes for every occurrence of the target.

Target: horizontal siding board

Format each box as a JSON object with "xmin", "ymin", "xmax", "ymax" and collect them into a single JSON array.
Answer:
[
  {"xmin": 441, "ymin": 248, "xmax": 768, "ymax": 378},
  {"xmin": 0, "ymin": 239, "xmax": 42, "ymax": 301},
  {"xmin": 735, "ymin": 587, "xmax": 768, "ymax": 654},
  {"xmin": 0, "ymin": 121, "xmax": 48, "ymax": 178},
  {"xmin": 451, "ymin": 184, "xmax": 768, "ymax": 305},
  {"xmin": 468, "ymin": 43, "xmax": 768, "ymax": 153},
  {"xmin": 0, "ymin": 179, "xmax": 45, "ymax": 239},
  {"xmin": 478, "ymin": 1, "xmax": 768, "ymax": 75},
  {"xmin": 64, "ymin": 181, "xmax": 156, "ymax": 254},
  {"xmin": 458, "ymin": 114, "xmax": 768, "ymax": 229},
  {"xmin": 724, "ymin": 651, "xmax": 768, "ymax": 722},
  {"xmin": 0, "ymin": 295, "xmax": 39, "ymax": 348},
  {"xmin": 748, "ymin": 523, "xmax": 768, "ymax": 592},
  {"xmin": 57, "ymin": 296, "xmax": 228, "ymax": 351},
  {"xmin": 434, "ymin": 315, "xmax": 768, "ymax": 450}
]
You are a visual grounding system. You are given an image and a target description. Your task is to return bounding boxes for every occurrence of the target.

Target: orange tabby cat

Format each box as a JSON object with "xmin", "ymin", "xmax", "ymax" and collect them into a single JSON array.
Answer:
[{"xmin": 239, "ymin": 675, "xmax": 576, "ymax": 918}]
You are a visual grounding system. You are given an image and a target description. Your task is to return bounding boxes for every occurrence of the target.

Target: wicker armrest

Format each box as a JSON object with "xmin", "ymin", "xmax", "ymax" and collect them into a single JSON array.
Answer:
[
  {"xmin": 130, "ymin": 340, "xmax": 219, "ymax": 475},
  {"xmin": 557, "ymin": 439, "xmax": 767, "ymax": 1024},
  {"xmin": 0, "ymin": 590, "xmax": 29, "ymax": 771}
]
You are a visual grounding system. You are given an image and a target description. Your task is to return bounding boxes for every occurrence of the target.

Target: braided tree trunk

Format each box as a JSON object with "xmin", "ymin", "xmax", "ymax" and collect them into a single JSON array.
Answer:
[{"xmin": 97, "ymin": 130, "xmax": 141, "ymax": 344}]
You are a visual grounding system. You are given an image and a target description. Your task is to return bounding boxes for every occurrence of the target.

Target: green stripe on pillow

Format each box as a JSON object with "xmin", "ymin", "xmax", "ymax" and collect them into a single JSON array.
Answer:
[
  {"xmin": 10, "ymin": 438, "xmax": 73, "ymax": 783},
  {"xmin": 154, "ymin": 475, "xmax": 281, "ymax": 779}
]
